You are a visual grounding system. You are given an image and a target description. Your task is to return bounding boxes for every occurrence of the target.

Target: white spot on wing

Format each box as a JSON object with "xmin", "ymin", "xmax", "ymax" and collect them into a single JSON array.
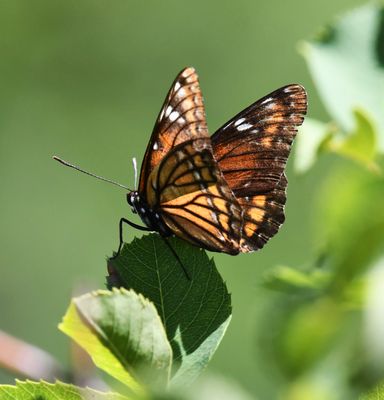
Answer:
[
  {"xmin": 178, "ymin": 88, "xmax": 185, "ymax": 98},
  {"xmin": 237, "ymin": 123, "xmax": 252, "ymax": 131},
  {"xmin": 234, "ymin": 117, "xmax": 245, "ymax": 127},
  {"xmin": 169, "ymin": 110, "xmax": 180, "ymax": 122},
  {"xmin": 174, "ymin": 81, "xmax": 181, "ymax": 91},
  {"xmin": 153, "ymin": 142, "xmax": 159, "ymax": 150},
  {"xmin": 260, "ymin": 97, "xmax": 272, "ymax": 105},
  {"xmin": 165, "ymin": 105, "xmax": 172, "ymax": 117},
  {"xmin": 284, "ymin": 87, "xmax": 294, "ymax": 93}
]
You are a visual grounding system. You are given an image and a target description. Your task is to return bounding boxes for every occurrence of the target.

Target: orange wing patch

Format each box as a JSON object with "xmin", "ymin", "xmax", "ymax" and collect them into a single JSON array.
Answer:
[
  {"xmin": 161, "ymin": 185, "xmax": 242, "ymax": 254},
  {"xmin": 146, "ymin": 138, "xmax": 216, "ymax": 205}
]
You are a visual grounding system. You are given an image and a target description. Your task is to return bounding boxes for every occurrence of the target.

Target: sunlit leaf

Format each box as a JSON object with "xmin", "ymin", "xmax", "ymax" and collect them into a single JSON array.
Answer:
[
  {"xmin": 107, "ymin": 234, "xmax": 232, "ymax": 388},
  {"xmin": 330, "ymin": 109, "xmax": 379, "ymax": 171},
  {"xmin": 301, "ymin": 3, "xmax": 384, "ymax": 150},
  {"xmin": 59, "ymin": 288, "xmax": 172, "ymax": 393},
  {"xmin": 295, "ymin": 110, "xmax": 380, "ymax": 172},
  {"xmin": 0, "ymin": 380, "xmax": 130, "ymax": 400},
  {"xmin": 314, "ymin": 165, "xmax": 384, "ymax": 290},
  {"xmin": 360, "ymin": 383, "xmax": 384, "ymax": 399}
]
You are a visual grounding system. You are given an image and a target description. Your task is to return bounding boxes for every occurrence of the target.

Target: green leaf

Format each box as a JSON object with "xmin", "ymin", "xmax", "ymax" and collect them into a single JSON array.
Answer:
[
  {"xmin": 0, "ymin": 380, "xmax": 130, "ymax": 400},
  {"xmin": 300, "ymin": 3, "xmax": 384, "ymax": 150},
  {"xmin": 360, "ymin": 383, "xmax": 384, "ymax": 399},
  {"xmin": 107, "ymin": 234, "xmax": 232, "ymax": 387},
  {"xmin": 59, "ymin": 288, "xmax": 172, "ymax": 393},
  {"xmin": 280, "ymin": 297, "xmax": 345, "ymax": 375},
  {"xmin": 294, "ymin": 118, "xmax": 334, "ymax": 173},
  {"xmin": 295, "ymin": 110, "xmax": 380, "ymax": 172},
  {"xmin": 314, "ymin": 165, "xmax": 384, "ymax": 290},
  {"xmin": 263, "ymin": 265, "xmax": 330, "ymax": 294},
  {"xmin": 330, "ymin": 109, "xmax": 379, "ymax": 170}
]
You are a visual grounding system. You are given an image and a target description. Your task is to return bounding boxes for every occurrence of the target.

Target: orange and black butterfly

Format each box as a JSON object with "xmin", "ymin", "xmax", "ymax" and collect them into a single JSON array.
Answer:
[
  {"xmin": 122, "ymin": 67, "xmax": 307, "ymax": 258},
  {"xmin": 55, "ymin": 67, "xmax": 307, "ymax": 274}
]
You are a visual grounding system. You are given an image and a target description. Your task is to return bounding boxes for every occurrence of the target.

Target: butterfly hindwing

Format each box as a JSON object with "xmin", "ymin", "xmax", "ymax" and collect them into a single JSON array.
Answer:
[
  {"xmin": 138, "ymin": 67, "xmax": 208, "ymax": 194},
  {"xmin": 239, "ymin": 173, "xmax": 287, "ymax": 252},
  {"xmin": 211, "ymin": 84, "xmax": 307, "ymax": 252},
  {"xmin": 145, "ymin": 138, "xmax": 242, "ymax": 254}
]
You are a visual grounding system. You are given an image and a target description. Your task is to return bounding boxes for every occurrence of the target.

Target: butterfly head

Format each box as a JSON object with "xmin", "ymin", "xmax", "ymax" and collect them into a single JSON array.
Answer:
[
  {"xmin": 127, "ymin": 191, "xmax": 139, "ymax": 214},
  {"xmin": 126, "ymin": 191, "xmax": 152, "ymax": 224},
  {"xmin": 126, "ymin": 191, "xmax": 171, "ymax": 236}
]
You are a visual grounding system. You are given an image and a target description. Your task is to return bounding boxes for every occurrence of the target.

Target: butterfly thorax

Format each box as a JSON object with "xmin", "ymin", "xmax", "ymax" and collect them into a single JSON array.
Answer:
[{"xmin": 127, "ymin": 191, "xmax": 171, "ymax": 236}]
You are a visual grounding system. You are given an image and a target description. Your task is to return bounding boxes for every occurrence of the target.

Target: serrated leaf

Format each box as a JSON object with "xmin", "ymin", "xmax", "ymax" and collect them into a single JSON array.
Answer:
[
  {"xmin": 360, "ymin": 383, "xmax": 384, "ymax": 399},
  {"xmin": 300, "ymin": 3, "xmax": 384, "ymax": 150},
  {"xmin": 59, "ymin": 288, "xmax": 172, "ymax": 393},
  {"xmin": 0, "ymin": 380, "xmax": 130, "ymax": 400},
  {"xmin": 107, "ymin": 234, "xmax": 232, "ymax": 387},
  {"xmin": 294, "ymin": 118, "xmax": 334, "ymax": 173}
]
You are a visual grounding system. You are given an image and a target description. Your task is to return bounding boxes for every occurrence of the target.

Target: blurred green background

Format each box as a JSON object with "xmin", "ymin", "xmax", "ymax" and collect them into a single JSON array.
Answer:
[{"xmin": 0, "ymin": 0, "xmax": 371, "ymax": 398}]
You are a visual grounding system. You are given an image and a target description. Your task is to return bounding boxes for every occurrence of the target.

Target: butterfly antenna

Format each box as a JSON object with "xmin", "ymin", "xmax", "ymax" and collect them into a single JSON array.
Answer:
[
  {"xmin": 53, "ymin": 156, "xmax": 132, "ymax": 191},
  {"xmin": 132, "ymin": 157, "xmax": 138, "ymax": 189}
]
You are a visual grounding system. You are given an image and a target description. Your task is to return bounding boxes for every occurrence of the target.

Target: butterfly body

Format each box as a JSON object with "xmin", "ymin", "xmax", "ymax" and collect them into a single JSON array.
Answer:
[
  {"xmin": 127, "ymin": 191, "xmax": 172, "ymax": 237},
  {"xmin": 124, "ymin": 67, "xmax": 307, "ymax": 255}
]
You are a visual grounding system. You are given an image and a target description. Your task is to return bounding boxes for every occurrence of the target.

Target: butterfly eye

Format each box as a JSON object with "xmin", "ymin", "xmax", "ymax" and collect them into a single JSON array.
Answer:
[
  {"xmin": 127, "ymin": 192, "xmax": 135, "ymax": 206},
  {"xmin": 127, "ymin": 192, "xmax": 139, "ymax": 214}
]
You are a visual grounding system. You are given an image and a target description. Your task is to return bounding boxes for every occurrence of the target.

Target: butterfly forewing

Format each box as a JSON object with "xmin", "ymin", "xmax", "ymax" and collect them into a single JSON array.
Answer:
[
  {"xmin": 138, "ymin": 67, "xmax": 208, "ymax": 194},
  {"xmin": 212, "ymin": 84, "xmax": 306, "ymax": 195},
  {"xmin": 212, "ymin": 84, "xmax": 307, "ymax": 252},
  {"xmin": 145, "ymin": 138, "xmax": 242, "ymax": 254}
]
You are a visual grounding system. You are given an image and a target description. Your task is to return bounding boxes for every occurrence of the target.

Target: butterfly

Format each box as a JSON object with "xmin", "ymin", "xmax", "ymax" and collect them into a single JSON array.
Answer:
[{"xmin": 122, "ymin": 67, "xmax": 307, "ymax": 259}]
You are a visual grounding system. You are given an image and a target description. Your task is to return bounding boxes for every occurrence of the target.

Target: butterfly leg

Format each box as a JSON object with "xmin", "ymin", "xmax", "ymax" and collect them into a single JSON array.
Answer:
[
  {"xmin": 162, "ymin": 236, "xmax": 191, "ymax": 280},
  {"xmin": 113, "ymin": 217, "xmax": 152, "ymax": 257}
]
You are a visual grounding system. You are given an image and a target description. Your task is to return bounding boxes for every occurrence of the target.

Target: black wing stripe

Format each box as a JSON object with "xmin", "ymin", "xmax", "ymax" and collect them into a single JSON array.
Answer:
[
  {"xmin": 159, "ymin": 94, "xmax": 202, "ymax": 134},
  {"xmin": 164, "ymin": 212, "xmax": 225, "ymax": 251},
  {"xmin": 155, "ymin": 140, "xmax": 214, "ymax": 200}
]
